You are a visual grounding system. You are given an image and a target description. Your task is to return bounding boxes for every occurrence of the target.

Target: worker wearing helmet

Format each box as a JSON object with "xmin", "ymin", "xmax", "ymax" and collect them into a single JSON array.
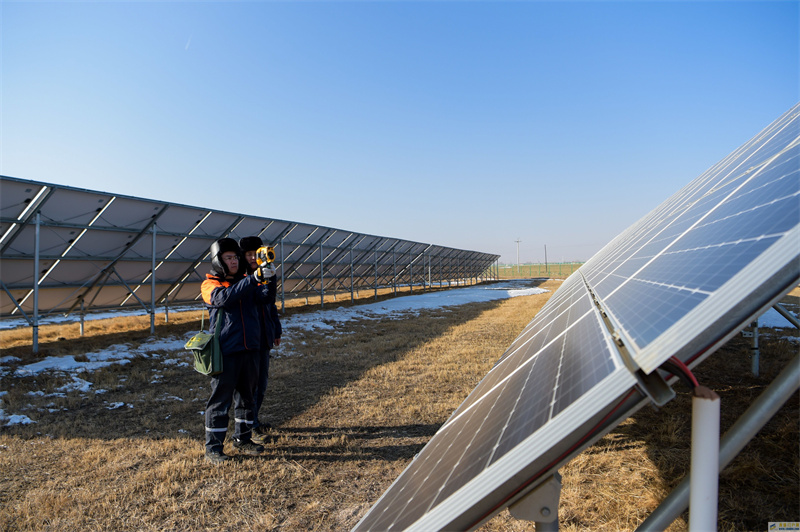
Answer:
[
  {"xmin": 200, "ymin": 237, "xmax": 274, "ymax": 463},
  {"xmin": 237, "ymin": 236, "xmax": 282, "ymax": 442}
]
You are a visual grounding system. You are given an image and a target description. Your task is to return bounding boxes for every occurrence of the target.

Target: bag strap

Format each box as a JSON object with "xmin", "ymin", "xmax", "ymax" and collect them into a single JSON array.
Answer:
[
  {"xmin": 213, "ymin": 307, "xmax": 224, "ymax": 337},
  {"xmin": 200, "ymin": 307, "xmax": 223, "ymax": 335}
]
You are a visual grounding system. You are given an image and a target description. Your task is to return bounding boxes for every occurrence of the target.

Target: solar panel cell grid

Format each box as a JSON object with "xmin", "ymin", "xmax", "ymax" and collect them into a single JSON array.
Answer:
[
  {"xmin": 553, "ymin": 311, "xmax": 617, "ymax": 416},
  {"xmin": 607, "ymin": 279, "xmax": 709, "ymax": 349},
  {"xmin": 489, "ymin": 345, "xmax": 562, "ymax": 461},
  {"xmin": 492, "ymin": 275, "xmax": 584, "ymax": 369}
]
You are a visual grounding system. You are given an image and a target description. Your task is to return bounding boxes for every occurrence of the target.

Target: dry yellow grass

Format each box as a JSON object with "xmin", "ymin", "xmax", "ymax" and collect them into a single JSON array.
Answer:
[{"xmin": 0, "ymin": 279, "xmax": 797, "ymax": 531}]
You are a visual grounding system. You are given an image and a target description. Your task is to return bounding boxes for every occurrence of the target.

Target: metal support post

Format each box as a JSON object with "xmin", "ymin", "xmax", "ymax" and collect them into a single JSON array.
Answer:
[
  {"xmin": 690, "ymin": 387, "xmax": 720, "ymax": 532},
  {"xmin": 151, "ymin": 224, "xmax": 156, "ymax": 335},
  {"xmin": 544, "ymin": 244, "xmax": 548, "ymax": 276},
  {"xmin": 741, "ymin": 321, "xmax": 760, "ymax": 376},
  {"xmin": 320, "ymin": 242, "xmax": 324, "ymax": 308},
  {"xmin": 280, "ymin": 237, "xmax": 285, "ymax": 312},
  {"xmin": 374, "ymin": 250, "xmax": 378, "ymax": 301},
  {"xmin": 409, "ymin": 258, "xmax": 413, "ymax": 293},
  {"xmin": 80, "ymin": 300, "xmax": 85, "ymax": 336},
  {"xmin": 637, "ymin": 354, "xmax": 800, "ymax": 532},
  {"xmin": 350, "ymin": 245, "xmax": 355, "ymax": 302},
  {"xmin": 751, "ymin": 323, "xmax": 759, "ymax": 377},
  {"xmin": 33, "ymin": 213, "xmax": 40, "ymax": 353},
  {"xmin": 427, "ymin": 256, "xmax": 431, "ymax": 290},
  {"xmin": 509, "ymin": 472, "xmax": 562, "ymax": 531},
  {"xmin": 447, "ymin": 257, "xmax": 451, "ymax": 287}
]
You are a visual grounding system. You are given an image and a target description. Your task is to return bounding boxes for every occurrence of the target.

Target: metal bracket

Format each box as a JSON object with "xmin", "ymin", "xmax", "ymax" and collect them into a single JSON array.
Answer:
[
  {"xmin": 579, "ymin": 272, "xmax": 675, "ymax": 407},
  {"xmin": 636, "ymin": 367, "xmax": 676, "ymax": 407},
  {"xmin": 509, "ymin": 472, "xmax": 562, "ymax": 529},
  {"xmin": 774, "ymin": 303, "xmax": 800, "ymax": 329},
  {"xmin": 1, "ymin": 280, "xmax": 33, "ymax": 325},
  {"xmin": 740, "ymin": 321, "xmax": 760, "ymax": 376}
]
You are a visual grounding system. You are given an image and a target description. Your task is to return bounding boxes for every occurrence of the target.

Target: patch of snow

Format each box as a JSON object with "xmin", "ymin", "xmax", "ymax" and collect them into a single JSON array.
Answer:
[{"xmin": 5, "ymin": 414, "xmax": 36, "ymax": 426}]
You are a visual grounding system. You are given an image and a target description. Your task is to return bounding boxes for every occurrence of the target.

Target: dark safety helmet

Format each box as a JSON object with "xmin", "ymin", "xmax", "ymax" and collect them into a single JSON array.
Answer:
[
  {"xmin": 239, "ymin": 236, "xmax": 263, "ymax": 253},
  {"xmin": 209, "ymin": 238, "xmax": 242, "ymax": 277}
]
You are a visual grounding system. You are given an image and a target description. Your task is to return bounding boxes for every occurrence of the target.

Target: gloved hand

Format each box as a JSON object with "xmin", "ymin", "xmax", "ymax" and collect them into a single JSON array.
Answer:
[{"xmin": 254, "ymin": 264, "xmax": 276, "ymax": 283}]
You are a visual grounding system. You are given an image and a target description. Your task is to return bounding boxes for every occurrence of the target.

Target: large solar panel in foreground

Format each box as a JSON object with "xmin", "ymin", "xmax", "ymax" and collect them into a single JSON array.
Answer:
[{"xmin": 354, "ymin": 103, "xmax": 800, "ymax": 531}]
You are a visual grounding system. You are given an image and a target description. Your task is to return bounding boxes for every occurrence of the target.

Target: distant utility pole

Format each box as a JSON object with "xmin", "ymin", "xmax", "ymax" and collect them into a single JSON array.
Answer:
[
  {"xmin": 544, "ymin": 244, "xmax": 548, "ymax": 273},
  {"xmin": 515, "ymin": 238, "xmax": 521, "ymax": 276}
]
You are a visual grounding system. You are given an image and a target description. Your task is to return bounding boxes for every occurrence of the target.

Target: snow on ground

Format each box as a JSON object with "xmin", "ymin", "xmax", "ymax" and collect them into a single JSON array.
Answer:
[
  {"xmin": 0, "ymin": 305, "xmax": 201, "ymax": 331},
  {"xmin": 755, "ymin": 307, "xmax": 797, "ymax": 329},
  {"xmin": 287, "ymin": 281, "xmax": 549, "ymax": 332},
  {"xmin": 0, "ymin": 280, "xmax": 547, "ymax": 426}
]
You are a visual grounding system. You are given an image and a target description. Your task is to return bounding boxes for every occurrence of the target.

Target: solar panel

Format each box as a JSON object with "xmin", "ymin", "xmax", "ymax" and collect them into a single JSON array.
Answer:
[
  {"xmin": 0, "ymin": 176, "xmax": 499, "ymax": 321},
  {"xmin": 353, "ymin": 103, "xmax": 800, "ymax": 531}
]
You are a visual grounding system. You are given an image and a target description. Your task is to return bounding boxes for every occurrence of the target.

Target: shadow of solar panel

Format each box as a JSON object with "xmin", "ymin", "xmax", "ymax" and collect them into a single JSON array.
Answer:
[{"xmin": 353, "ymin": 104, "xmax": 800, "ymax": 531}]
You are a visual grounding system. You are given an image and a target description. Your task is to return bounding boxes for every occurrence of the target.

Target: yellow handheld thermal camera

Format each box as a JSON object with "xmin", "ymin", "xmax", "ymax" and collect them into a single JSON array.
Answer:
[{"xmin": 256, "ymin": 246, "xmax": 275, "ymax": 266}]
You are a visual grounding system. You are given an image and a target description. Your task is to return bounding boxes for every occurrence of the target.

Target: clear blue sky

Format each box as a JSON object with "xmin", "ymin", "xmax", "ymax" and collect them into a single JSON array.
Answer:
[{"xmin": 2, "ymin": 1, "xmax": 798, "ymax": 264}]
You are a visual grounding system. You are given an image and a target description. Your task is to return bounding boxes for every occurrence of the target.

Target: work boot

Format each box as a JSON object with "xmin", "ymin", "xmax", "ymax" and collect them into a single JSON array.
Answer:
[
  {"xmin": 252, "ymin": 424, "xmax": 272, "ymax": 444},
  {"xmin": 233, "ymin": 438, "xmax": 264, "ymax": 456},
  {"xmin": 205, "ymin": 450, "xmax": 229, "ymax": 464}
]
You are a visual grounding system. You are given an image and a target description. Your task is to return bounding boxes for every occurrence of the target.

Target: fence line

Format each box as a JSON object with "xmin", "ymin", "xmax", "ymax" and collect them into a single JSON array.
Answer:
[{"xmin": 496, "ymin": 262, "xmax": 584, "ymax": 278}]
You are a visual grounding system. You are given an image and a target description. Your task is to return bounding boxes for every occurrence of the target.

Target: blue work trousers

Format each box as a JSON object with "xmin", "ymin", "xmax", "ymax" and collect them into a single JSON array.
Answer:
[
  {"xmin": 205, "ymin": 349, "xmax": 258, "ymax": 453},
  {"xmin": 232, "ymin": 348, "xmax": 271, "ymax": 429},
  {"xmin": 253, "ymin": 348, "xmax": 271, "ymax": 429}
]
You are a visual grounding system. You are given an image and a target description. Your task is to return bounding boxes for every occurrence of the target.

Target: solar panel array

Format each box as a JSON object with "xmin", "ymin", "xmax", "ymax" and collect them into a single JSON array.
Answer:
[
  {"xmin": 354, "ymin": 103, "xmax": 800, "ymax": 530},
  {"xmin": 0, "ymin": 176, "xmax": 499, "ymax": 321}
]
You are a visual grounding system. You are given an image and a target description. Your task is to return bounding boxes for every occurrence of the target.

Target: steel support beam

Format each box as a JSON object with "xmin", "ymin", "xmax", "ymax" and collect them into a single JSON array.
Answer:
[{"xmin": 33, "ymin": 213, "xmax": 40, "ymax": 353}]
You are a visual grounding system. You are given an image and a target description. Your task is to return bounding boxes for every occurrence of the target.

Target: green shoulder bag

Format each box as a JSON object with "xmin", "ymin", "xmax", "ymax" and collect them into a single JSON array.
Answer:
[{"xmin": 184, "ymin": 309, "xmax": 223, "ymax": 376}]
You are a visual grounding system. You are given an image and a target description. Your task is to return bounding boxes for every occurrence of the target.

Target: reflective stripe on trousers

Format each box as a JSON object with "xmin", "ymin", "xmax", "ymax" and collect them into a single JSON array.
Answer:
[{"xmin": 204, "ymin": 349, "xmax": 259, "ymax": 453}]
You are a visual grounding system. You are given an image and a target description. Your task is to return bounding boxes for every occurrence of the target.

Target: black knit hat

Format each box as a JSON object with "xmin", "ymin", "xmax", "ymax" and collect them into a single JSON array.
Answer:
[
  {"xmin": 239, "ymin": 236, "xmax": 263, "ymax": 253},
  {"xmin": 209, "ymin": 238, "xmax": 241, "ymax": 276}
]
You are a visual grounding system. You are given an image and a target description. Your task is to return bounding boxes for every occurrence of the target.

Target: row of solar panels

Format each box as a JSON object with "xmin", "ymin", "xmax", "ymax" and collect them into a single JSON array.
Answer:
[
  {"xmin": 353, "ymin": 104, "xmax": 800, "ymax": 530},
  {"xmin": 0, "ymin": 175, "xmax": 499, "ymax": 321}
]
